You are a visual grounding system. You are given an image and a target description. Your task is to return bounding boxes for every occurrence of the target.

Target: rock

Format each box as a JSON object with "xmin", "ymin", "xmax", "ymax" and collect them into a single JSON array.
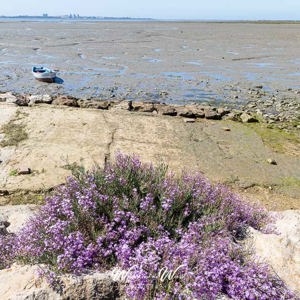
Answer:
[
  {"xmin": 52, "ymin": 96, "xmax": 79, "ymax": 107},
  {"xmin": 15, "ymin": 95, "xmax": 29, "ymax": 106},
  {"xmin": 249, "ymin": 210, "xmax": 300, "ymax": 292},
  {"xmin": 131, "ymin": 102, "xmax": 156, "ymax": 113},
  {"xmin": 28, "ymin": 95, "xmax": 53, "ymax": 106},
  {"xmin": 0, "ymin": 264, "xmax": 121, "ymax": 300},
  {"xmin": 222, "ymin": 127, "xmax": 231, "ymax": 131},
  {"xmin": 18, "ymin": 168, "xmax": 32, "ymax": 175},
  {"xmin": 159, "ymin": 91, "xmax": 169, "ymax": 97},
  {"xmin": 0, "ymin": 220, "xmax": 10, "ymax": 235},
  {"xmin": 0, "ymin": 92, "xmax": 18, "ymax": 104},
  {"xmin": 224, "ymin": 110, "xmax": 242, "ymax": 121},
  {"xmin": 61, "ymin": 272, "xmax": 120, "ymax": 299},
  {"xmin": 204, "ymin": 109, "xmax": 221, "ymax": 120},
  {"xmin": 0, "ymin": 205, "xmax": 38, "ymax": 233},
  {"xmin": 78, "ymin": 100, "xmax": 110, "ymax": 110},
  {"xmin": 217, "ymin": 107, "xmax": 230, "ymax": 117},
  {"xmin": 240, "ymin": 112, "xmax": 258, "ymax": 123},
  {"xmin": 183, "ymin": 118, "xmax": 196, "ymax": 123},
  {"xmin": 0, "ymin": 190, "xmax": 9, "ymax": 196},
  {"xmin": 177, "ymin": 106, "xmax": 205, "ymax": 118},
  {"xmin": 255, "ymin": 85, "xmax": 263, "ymax": 89},
  {"xmin": 267, "ymin": 158, "xmax": 277, "ymax": 165},
  {"xmin": 111, "ymin": 100, "xmax": 132, "ymax": 111},
  {"xmin": 156, "ymin": 105, "xmax": 177, "ymax": 116}
]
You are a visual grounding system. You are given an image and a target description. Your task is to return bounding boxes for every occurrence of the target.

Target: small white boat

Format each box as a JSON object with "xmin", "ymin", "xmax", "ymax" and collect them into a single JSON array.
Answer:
[{"xmin": 32, "ymin": 66, "xmax": 57, "ymax": 83}]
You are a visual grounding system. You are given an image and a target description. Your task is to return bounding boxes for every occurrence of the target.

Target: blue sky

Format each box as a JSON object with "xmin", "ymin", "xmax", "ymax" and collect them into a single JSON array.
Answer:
[{"xmin": 1, "ymin": 0, "xmax": 300, "ymax": 20}]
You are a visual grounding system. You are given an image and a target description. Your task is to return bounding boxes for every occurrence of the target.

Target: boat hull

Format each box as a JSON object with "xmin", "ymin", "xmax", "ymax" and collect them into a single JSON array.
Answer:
[
  {"xmin": 32, "ymin": 67, "xmax": 57, "ymax": 83},
  {"xmin": 35, "ymin": 77, "xmax": 55, "ymax": 83}
]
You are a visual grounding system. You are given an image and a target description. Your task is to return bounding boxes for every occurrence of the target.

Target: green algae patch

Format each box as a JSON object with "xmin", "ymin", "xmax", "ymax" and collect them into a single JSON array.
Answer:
[
  {"xmin": 245, "ymin": 123, "xmax": 300, "ymax": 155},
  {"xmin": 281, "ymin": 176, "xmax": 300, "ymax": 188},
  {"xmin": 0, "ymin": 110, "xmax": 28, "ymax": 147},
  {"xmin": 0, "ymin": 191, "xmax": 46, "ymax": 206}
]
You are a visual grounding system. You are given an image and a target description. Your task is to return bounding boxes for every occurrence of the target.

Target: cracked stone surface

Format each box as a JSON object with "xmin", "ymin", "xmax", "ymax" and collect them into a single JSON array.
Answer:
[{"xmin": 0, "ymin": 104, "xmax": 299, "ymax": 210}]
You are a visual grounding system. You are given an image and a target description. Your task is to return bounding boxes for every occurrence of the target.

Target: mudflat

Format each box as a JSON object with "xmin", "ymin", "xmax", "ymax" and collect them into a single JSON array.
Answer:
[{"xmin": 0, "ymin": 21, "xmax": 299, "ymax": 103}]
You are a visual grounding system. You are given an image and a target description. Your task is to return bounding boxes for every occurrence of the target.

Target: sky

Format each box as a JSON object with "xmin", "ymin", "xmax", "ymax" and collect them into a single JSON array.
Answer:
[{"xmin": 1, "ymin": 0, "xmax": 300, "ymax": 20}]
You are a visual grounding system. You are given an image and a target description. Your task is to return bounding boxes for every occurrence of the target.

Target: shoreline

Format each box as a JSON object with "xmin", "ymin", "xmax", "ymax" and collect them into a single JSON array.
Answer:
[{"xmin": 1, "ymin": 91, "xmax": 299, "ymax": 128}]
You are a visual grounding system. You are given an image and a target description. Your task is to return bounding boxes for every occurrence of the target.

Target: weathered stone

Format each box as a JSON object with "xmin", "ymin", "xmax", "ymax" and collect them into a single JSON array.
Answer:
[
  {"xmin": 159, "ymin": 91, "xmax": 169, "ymax": 97},
  {"xmin": 222, "ymin": 127, "xmax": 231, "ymax": 131},
  {"xmin": 224, "ymin": 111, "xmax": 243, "ymax": 121},
  {"xmin": 240, "ymin": 112, "xmax": 258, "ymax": 123},
  {"xmin": 78, "ymin": 100, "xmax": 110, "ymax": 110},
  {"xmin": 0, "ymin": 190, "xmax": 9, "ymax": 196},
  {"xmin": 217, "ymin": 107, "xmax": 230, "ymax": 117},
  {"xmin": 0, "ymin": 92, "xmax": 18, "ymax": 104},
  {"xmin": 131, "ymin": 101, "xmax": 156, "ymax": 113},
  {"xmin": 249, "ymin": 210, "xmax": 300, "ymax": 292},
  {"xmin": 0, "ymin": 220, "xmax": 10, "ymax": 235},
  {"xmin": 28, "ymin": 94, "xmax": 53, "ymax": 106},
  {"xmin": 0, "ymin": 264, "xmax": 122, "ymax": 300},
  {"xmin": 61, "ymin": 272, "xmax": 120, "ymax": 299},
  {"xmin": 18, "ymin": 168, "xmax": 32, "ymax": 175},
  {"xmin": 111, "ymin": 100, "xmax": 132, "ymax": 111},
  {"xmin": 0, "ymin": 205, "xmax": 38, "ymax": 233},
  {"xmin": 267, "ymin": 158, "xmax": 277, "ymax": 165},
  {"xmin": 204, "ymin": 109, "xmax": 221, "ymax": 120},
  {"xmin": 14, "ymin": 95, "xmax": 29, "ymax": 106},
  {"xmin": 157, "ymin": 105, "xmax": 177, "ymax": 116},
  {"xmin": 52, "ymin": 96, "xmax": 79, "ymax": 107},
  {"xmin": 183, "ymin": 118, "xmax": 196, "ymax": 123},
  {"xmin": 177, "ymin": 106, "xmax": 205, "ymax": 118}
]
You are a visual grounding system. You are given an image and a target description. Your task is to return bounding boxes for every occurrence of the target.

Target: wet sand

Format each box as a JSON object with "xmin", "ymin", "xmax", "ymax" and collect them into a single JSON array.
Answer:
[{"xmin": 0, "ymin": 21, "xmax": 299, "ymax": 104}]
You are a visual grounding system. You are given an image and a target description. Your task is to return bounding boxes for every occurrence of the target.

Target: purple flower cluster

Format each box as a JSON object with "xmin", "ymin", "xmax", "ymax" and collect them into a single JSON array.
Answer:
[{"xmin": 0, "ymin": 153, "xmax": 296, "ymax": 299}]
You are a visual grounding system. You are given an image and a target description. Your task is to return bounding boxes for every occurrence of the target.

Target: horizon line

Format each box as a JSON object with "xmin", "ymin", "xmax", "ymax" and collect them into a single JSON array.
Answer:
[{"xmin": 1, "ymin": 15, "xmax": 300, "ymax": 22}]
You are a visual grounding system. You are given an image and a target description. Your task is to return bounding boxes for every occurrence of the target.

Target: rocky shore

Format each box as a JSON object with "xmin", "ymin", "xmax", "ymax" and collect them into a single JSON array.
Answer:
[{"xmin": 1, "ymin": 91, "xmax": 299, "ymax": 129}]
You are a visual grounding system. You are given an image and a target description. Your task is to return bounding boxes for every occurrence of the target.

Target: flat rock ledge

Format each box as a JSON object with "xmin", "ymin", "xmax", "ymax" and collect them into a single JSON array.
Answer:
[
  {"xmin": 0, "ymin": 264, "xmax": 122, "ymax": 300},
  {"xmin": 0, "ymin": 207, "xmax": 299, "ymax": 298},
  {"xmin": 249, "ymin": 209, "xmax": 300, "ymax": 293},
  {"xmin": 0, "ymin": 92, "xmax": 263, "ymax": 124}
]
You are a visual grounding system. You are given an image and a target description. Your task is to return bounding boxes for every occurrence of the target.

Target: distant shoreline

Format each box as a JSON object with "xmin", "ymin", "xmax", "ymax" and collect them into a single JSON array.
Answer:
[{"xmin": 0, "ymin": 16, "xmax": 299, "ymax": 24}]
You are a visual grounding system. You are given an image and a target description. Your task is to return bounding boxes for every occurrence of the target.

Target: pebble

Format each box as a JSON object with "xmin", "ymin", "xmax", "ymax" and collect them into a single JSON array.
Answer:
[
  {"xmin": 267, "ymin": 158, "xmax": 277, "ymax": 165},
  {"xmin": 222, "ymin": 127, "xmax": 231, "ymax": 131},
  {"xmin": 18, "ymin": 168, "xmax": 32, "ymax": 175},
  {"xmin": 184, "ymin": 118, "xmax": 196, "ymax": 123}
]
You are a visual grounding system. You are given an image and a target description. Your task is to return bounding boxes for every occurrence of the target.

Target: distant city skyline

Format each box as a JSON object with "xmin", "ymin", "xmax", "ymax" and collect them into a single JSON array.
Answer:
[{"xmin": 1, "ymin": 0, "xmax": 300, "ymax": 20}]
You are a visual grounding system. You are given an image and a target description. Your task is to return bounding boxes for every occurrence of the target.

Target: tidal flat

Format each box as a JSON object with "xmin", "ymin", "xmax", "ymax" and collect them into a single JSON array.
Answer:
[{"xmin": 0, "ymin": 21, "xmax": 299, "ymax": 106}]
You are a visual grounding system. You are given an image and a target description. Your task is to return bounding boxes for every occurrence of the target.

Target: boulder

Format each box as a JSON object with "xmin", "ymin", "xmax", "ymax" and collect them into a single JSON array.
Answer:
[
  {"xmin": 156, "ymin": 104, "xmax": 177, "ymax": 116},
  {"xmin": 0, "ymin": 264, "xmax": 122, "ymax": 300},
  {"xmin": 224, "ymin": 110, "xmax": 243, "ymax": 121},
  {"xmin": 28, "ymin": 95, "xmax": 53, "ymax": 106},
  {"xmin": 217, "ymin": 107, "xmax": 231, "ymax": 117},
  {"xmin": 204, "ymin": 109, "xmax": 222, "ymax": 120},
  {"xmin": 0, "ymin": 205, "xmax": 38, "ymax": 233},
  {"xmin": 131, "ymin": 102, "xmax": 156, "ymax": 113},
  {"xmin": 0, "ymin": 264, "xmax": 57, "ymax": 300},
  {"xmin": 0, "ymin": 220, "xmax": 10, "ymax": 235},
  {"xmin": 240, "ymin": 112, "xmax": 258, "ymax": 123},
  {"xmin": 77, "ymin": 100, "xmax": 110, "ymax": 110},
  {"xmin": 0, "ymin": 93, "xmax": 30, "ymax": 106},
  {"xmin": 52, "ymin": 96, "xmax": 79, "ymax": 107},
  {"xmin": 177, "ymin": 105, "xmax": 205, "ymax": 118},
  {"xmin": 111, "ymin": 100, "xmax": 132, "ymax": 111},
  {"xmin": 0, "ymin": 93, "xmax": 18, "ymax": 105},
  {"xmin": 249, "ymin": 210, "xmax": 300, "ymax": 292}
]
